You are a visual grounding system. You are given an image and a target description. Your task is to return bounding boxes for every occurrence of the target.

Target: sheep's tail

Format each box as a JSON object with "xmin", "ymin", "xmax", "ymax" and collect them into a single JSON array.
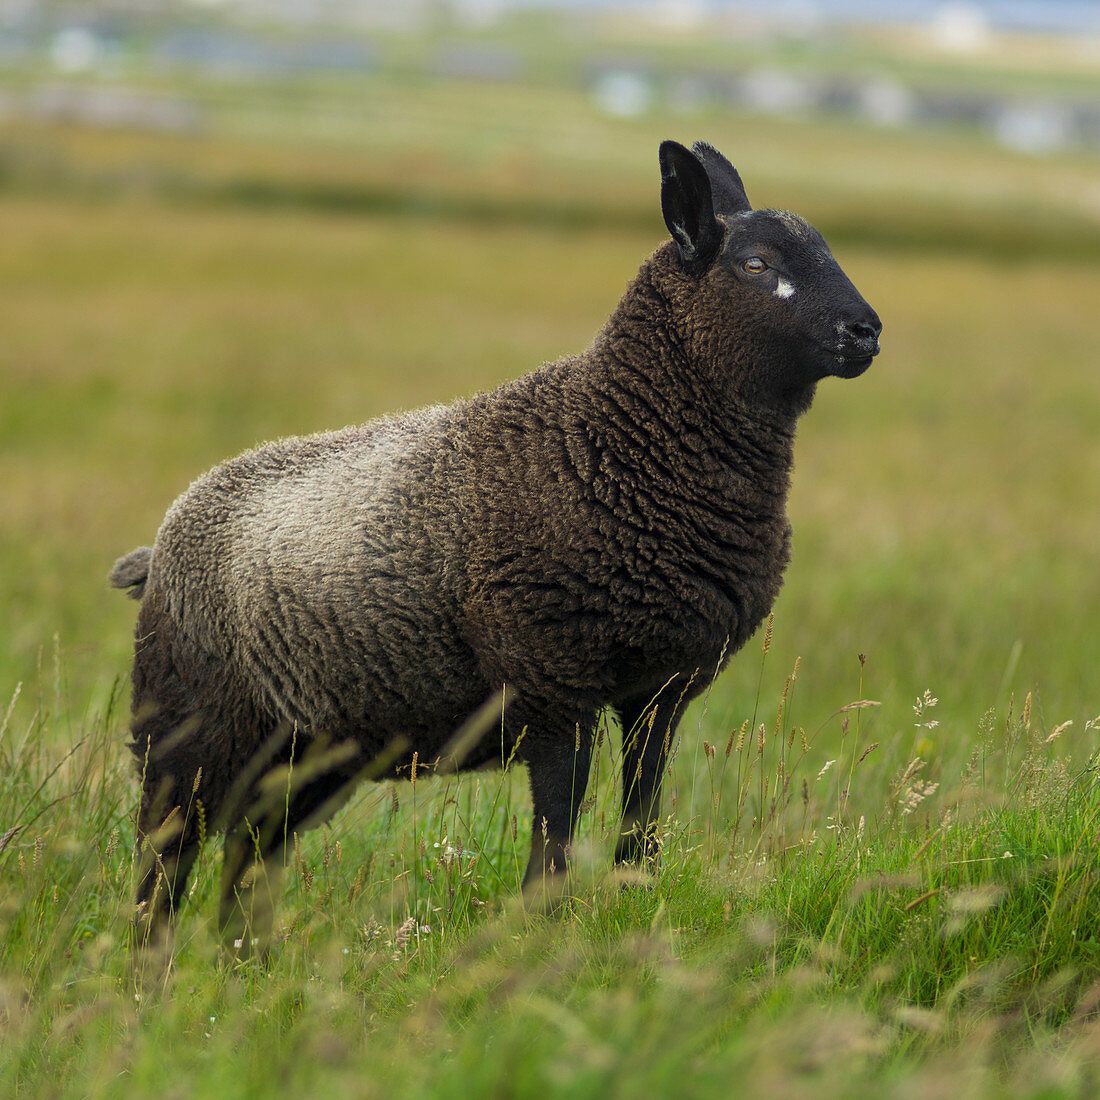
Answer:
[{"xmin": 109, "ymin": 546, "xmax": 153, "ymax": 601}]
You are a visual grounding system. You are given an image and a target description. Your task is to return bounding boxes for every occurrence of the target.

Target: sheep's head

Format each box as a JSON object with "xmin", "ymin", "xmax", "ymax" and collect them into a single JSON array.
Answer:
[{"xmin": 658, "ymin": 139, "xmax": 881, "ymax": 410}]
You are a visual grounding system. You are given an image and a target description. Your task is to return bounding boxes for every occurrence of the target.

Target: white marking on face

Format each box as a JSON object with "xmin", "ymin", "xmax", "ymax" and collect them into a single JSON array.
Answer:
[{"xmin": 774, "ymin": 277, "xmax": 796, "ymax": 300}]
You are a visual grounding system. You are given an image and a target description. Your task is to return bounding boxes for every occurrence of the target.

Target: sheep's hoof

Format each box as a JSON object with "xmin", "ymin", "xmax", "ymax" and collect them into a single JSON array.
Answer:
[
  {"xmin": 130, "ymin": 918, "xmax": 176, "ymax": 993},
  {"xmin": 520, "ymin": 870, "xmax": 575, "ymax": 915},
  {"xmin": 219, "ymin": 932, "xmax": 275, "ymax": 968},
  {"xmin": 614, "ymin": 830, "xmax": 661, "ymax": 873},
  {"xmin": 218, "ymin": 900, "xmax": 278, "ymax": 967},
  {"xmin": 612, "ymin": 870, "xmax": 656, "ymax": 894}
]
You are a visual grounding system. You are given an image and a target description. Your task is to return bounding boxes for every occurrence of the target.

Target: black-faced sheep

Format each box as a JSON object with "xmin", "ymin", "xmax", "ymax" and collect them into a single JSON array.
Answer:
[{"xmin": 112, "ymin": 140, "xmax": 881, "ymax": 947}]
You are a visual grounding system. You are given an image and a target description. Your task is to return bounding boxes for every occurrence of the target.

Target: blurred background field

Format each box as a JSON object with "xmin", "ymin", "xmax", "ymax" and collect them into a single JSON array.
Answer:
[
  {"xmin": 3, "ymin": 0, "xmax": 1098, "ymax": 756},
  {"xmin": 2, "ymin": 4, "xmax": 1100, "ymax": 1092}
]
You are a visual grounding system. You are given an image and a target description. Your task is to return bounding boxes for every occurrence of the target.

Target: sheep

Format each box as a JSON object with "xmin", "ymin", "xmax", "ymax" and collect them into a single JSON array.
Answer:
[{"xmin": 111, "ymin": 139, "xmax": 881, "ymax": 949}]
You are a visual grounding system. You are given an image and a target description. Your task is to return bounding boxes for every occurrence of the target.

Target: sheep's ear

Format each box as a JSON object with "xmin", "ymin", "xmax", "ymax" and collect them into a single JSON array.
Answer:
[
  {"xmin": 691, "ymin": 141, "xmax": 752, "ymax": 216},
  {"xmin": 659, "ymin": 140, "xmax": 724, "ymax": 276}
]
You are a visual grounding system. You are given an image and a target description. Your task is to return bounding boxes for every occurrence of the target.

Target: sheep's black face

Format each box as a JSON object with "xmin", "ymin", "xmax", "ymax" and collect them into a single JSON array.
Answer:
[
  {"xmin": 659, "ymin": 139, "xmax": 881, "ymax": 406},
  {"xmin": 717, "ymin": 208, "xmax": 882, "ymax": 387}
]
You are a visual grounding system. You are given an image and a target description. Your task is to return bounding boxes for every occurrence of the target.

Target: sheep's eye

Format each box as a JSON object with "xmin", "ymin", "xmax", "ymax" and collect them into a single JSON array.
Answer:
[{"xmin": 741, "ymin": 257, "xmax": 768, "ymax": 275}]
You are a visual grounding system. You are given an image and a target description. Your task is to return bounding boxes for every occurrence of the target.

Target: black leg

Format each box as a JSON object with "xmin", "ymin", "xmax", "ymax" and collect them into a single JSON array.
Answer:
[
  {"xmin": 520, "ymin": 723, "xmax": 594, "ymax": 897},
  {"xmin": 132, "ymin": 734, "xmax": 207, "ymax": 957},
  {"xmin": 218, "ymin": 741, "xmax": 365, "ymax": 955},
  {"xmin": 219, "ymin": 819, "xmax": 278, "ymax": 958},
  {"xmin": 614, "ymin": 687, "xmax": 686, "ymax": 867}
]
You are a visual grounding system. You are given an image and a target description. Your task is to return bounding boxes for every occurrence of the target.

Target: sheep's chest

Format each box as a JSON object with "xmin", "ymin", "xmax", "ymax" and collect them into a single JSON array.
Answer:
[{"xmin": 601, "ymin": 506, "xmax": 790, "ymax": 689}]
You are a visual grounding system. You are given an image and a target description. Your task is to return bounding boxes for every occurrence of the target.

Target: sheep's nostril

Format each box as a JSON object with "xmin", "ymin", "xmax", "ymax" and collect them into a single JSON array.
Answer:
[{"xmin": 846, "ymin": 320, "xmax": 880, "ymax": 343}]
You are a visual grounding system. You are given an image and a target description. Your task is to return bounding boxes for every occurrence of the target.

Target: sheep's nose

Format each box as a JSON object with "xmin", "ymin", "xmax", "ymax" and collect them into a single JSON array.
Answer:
[
  {"xmin": 840, "ymin": 312, "xmax": 884, "ymax": 341},
  {"xmin": 846, "ymin": 319, "xmax": 881, "ymax": 342},
  {"xmin": 838, "ymin": 310, "xmax": 882, "ymax": 353}
]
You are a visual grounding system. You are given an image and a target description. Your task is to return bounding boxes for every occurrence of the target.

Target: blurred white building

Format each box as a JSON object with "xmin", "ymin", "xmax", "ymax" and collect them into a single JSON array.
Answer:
[{"xmin": 931, "ymin": 3, "xmax": 994, "ymax": 52}]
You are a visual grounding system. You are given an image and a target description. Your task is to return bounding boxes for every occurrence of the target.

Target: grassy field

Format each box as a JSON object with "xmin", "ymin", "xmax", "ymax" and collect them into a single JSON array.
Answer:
[{"xmin": 2, "ymin": 67, "xmax": 1100, "ymax": 1095}]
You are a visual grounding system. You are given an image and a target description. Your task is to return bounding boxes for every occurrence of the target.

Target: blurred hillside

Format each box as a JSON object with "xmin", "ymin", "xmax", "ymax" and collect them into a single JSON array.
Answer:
[
  {"xmin": 3, "ymin": 5, "xmax": 1100, "ymax": 163},
  {"xmin": 1, "ymin": 3, "xmax": 1099, "ymax": 260}
]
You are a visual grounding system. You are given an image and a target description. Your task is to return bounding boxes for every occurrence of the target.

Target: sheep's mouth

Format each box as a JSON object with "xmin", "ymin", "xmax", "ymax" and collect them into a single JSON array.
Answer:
[
  {"xmin": 809, "ymin": 334, "xmax": 879, "ymax": 380},
  {"xmin": 832, "ymin": 351, "xmax": 875, "ymax": 379},
  {"xmin": 829, "ymin": 335, "xmax": 879, "ymax": 377}
]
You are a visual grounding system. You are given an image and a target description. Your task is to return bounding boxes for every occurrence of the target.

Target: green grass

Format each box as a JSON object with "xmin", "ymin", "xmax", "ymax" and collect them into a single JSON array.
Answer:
[
  {"xmin": 4, "ymin": 663, "xmax": 1100, "ymax": 1097},
  {"xmin": 2, "ymin": 69, "xmax": 1100, "ymax": 1095}
]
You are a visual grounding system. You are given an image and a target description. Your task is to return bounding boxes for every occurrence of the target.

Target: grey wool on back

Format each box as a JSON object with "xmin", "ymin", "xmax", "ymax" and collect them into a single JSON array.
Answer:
[{"xmin": 113, "ymin": 139, "xmax": 881, "ymax": 950}]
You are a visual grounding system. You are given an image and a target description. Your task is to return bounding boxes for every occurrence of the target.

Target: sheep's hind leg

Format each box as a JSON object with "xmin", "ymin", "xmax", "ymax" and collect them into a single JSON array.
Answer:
[
  {"xmin": 218, "ymin": 819, "xmax": 284, "ymax": 961},
  {"xmin": 132, "ymin": 737, "xmax": 207, "ymax": 975},
  {"xmin": 614, "ymin": 688, "xmax": 687, "ymax": 869},
  {"xmin": 218, "ymin": 740, "xmax": 365, "ymax": 958}
]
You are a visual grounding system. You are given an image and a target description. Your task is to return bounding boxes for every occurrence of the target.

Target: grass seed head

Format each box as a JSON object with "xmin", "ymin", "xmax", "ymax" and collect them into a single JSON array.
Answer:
[
  {"xmin": 1044, "ymin": 720, "xmax": 1072, "ymax": 744},
  {"xmin": 730, "ymin": 719, "xmax": 749, "ymax": 756}
]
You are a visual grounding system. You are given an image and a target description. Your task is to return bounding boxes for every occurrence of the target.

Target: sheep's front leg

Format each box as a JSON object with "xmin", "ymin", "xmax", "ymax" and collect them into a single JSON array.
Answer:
[
  {"xmin": 521, "ymin": 728, "xmax": 593, "ymax": 898},
  {"xmin": 614, "ymin": 691, "xmax": 685, "ymax": 867}
]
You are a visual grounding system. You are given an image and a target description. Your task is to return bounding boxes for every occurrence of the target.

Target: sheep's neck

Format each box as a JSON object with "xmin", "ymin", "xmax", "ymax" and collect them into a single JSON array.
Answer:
[{"xmin": 585, "ymin": 277, "xmax": 799, "ymax": 515}]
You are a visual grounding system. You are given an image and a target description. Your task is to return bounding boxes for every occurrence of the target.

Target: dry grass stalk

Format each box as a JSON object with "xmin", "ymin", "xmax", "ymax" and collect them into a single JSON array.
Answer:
[
  {"xmin": 1044, "ymin": 720, "xmax": 1072, "ymax": 745},
  {"xmin": 857, "ymin": 742, "xmax": 879, "ymax": 765}
]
